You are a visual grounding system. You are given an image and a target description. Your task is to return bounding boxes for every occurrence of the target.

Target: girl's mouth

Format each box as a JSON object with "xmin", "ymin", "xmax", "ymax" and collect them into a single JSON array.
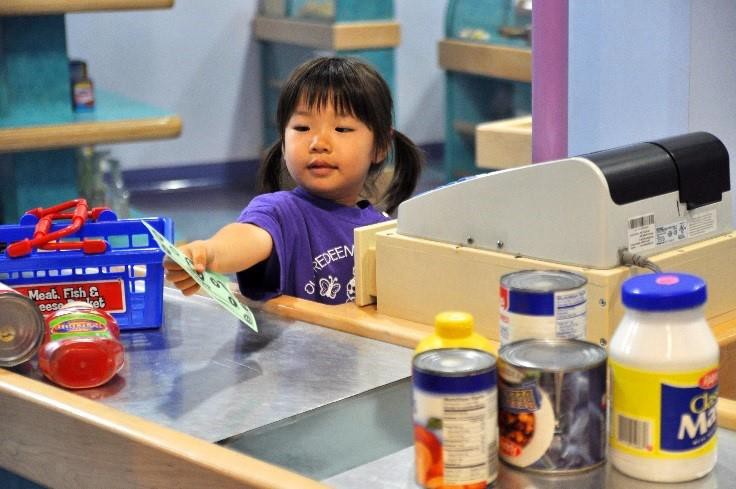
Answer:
[{"xmin": 307, "ymin": 161, "xmax": 337, "ymax": 175}]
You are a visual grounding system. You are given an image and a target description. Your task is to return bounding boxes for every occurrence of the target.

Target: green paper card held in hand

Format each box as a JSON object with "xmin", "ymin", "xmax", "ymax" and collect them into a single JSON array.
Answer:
[{"xmin": 142, "ymin": 221, "xmax": 258, "ymax": 332}]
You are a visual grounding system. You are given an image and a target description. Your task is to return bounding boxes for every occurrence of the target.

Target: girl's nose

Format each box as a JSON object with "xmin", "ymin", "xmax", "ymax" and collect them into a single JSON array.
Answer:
[{"xmin": 309, "ymin": 132, "xmax": 331, "ymax": 153}]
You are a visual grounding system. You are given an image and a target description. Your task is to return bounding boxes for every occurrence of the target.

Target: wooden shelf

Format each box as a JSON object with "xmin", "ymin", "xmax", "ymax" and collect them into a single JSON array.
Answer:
[
  {"xmin": 253, "ymin": 16, "xmax": 400, "ymax": 50},
  {"xmin": 476, "ymin": 115, "xmax": 532, "ymax": 169},
  {"xmin": 0, "ymin": 90, "xmax": 181, "ymax": 152},
  {"xmin": 438, "ymin": 39, "xmax": 531, "ymax": 82},
  {"xmin": 0, "ymin": 0, "xmax": 174, "ymax": 15}
]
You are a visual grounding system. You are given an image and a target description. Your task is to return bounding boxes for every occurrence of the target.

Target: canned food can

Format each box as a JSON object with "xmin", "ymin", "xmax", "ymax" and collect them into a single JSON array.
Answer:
[
  {"xmin": 498, "ymin": 338, "xmax": 607, "ymax": 473},
  {"xmin": 0, "ymin": 281, "xmax": 45, "ymax": 367},
  {"xmin": 499, "ymin": 270, "xmax": 587, "ymax": 345},
  {"xmin": 412, "ymin": 348, "xmax": 498, "ymax": 488}
]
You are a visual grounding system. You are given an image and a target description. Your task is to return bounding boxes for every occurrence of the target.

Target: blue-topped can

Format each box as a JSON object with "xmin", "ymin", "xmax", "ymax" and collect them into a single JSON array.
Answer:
[
  {"xmin": 500, "ymin": 270, "xmax": 588, "ymax": 345},
  {"xmin": 621, "ymin": 273, "xmax": 707, "ymax": 311},
  {"xmin": 412, "ymin": 348, "xmax": 498, "ymax": 488}
]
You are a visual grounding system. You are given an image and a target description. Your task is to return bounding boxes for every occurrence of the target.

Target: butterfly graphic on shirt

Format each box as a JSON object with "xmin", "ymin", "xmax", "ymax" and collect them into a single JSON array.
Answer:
[{"xmin": 319, "ymin": 275, "xmax": 341, "ymax": 299}]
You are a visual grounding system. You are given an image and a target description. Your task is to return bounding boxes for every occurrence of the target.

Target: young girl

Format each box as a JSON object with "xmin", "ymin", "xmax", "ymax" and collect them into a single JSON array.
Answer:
[{"xmin": 165, "ymin": 56, "xmax": 424, "ymax": 304}]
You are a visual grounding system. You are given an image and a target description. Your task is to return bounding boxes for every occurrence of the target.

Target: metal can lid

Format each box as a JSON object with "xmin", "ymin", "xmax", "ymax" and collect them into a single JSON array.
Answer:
[
  {"xmin": 0, "ymin": 294, "xmax": 45, "ymax": 367},
  {"xmin": 413, "ymin": 348, "xmax": 496, "ymax": 376},
  {"xmin": 501, "ymin": 270, "xmax": 587, "ymax": 293},
  {"xmin": 622, "ymin": 273, "xmax": 706, "ymax": 311},
  {"xmin": 499, "ymin": 338, "xmax": 606, "ymax": 372}
]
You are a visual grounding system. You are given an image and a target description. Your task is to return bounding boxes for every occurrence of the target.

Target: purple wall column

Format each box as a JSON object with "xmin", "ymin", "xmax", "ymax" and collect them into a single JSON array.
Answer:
[{"xmin": 532, "ymin": 0, "xmax": 568, "ymax": 162}]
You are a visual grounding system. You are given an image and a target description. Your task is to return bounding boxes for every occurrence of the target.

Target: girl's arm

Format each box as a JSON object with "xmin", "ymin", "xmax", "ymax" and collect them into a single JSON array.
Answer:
[{"xmin": 164, "ymin": 222, "xmax": 273, "ymax": 295}]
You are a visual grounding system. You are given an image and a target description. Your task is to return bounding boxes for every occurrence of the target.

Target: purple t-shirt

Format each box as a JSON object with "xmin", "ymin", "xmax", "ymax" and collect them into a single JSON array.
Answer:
[{"xmin": 236, "ymin": 187, "xmax": 388, "ymax": 304}]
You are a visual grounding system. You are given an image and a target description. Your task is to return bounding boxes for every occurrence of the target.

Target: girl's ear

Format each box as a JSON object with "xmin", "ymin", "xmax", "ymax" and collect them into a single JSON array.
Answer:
[
  {"xmin": 373, "ymin": 130, "xmax": 392, "ymax": 164},
  {"xmin": 373, "ymin": 146, "xmax": 388, "ymax": 165}
]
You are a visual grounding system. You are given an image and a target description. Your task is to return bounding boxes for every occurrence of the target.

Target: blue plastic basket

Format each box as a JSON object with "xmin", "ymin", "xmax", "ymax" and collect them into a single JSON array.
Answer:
[{"xmin": 0, "ymin": 214, "xmax": 173, "ymax": 330}]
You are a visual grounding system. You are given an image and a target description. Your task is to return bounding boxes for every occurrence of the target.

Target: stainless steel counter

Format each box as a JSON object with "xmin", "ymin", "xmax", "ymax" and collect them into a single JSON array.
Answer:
[
  {"xmin": 22, "ymin": 288, "xmax": 413, "ymax": 445},
  {"xmin": 18, "ymin": 288, "xmax": 736, "ymax": 487},
  {"xmin": 326, "ymin": 428, "xmax": 736, "ymax": 488}
]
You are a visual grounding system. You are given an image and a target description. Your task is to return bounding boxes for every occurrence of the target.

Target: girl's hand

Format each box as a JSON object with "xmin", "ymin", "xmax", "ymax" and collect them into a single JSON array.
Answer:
[
  {"xmin": 162, "ymin": 223, "xmax": 273, "ymax": 296},
  {"xmin": 163, "ymin": 240, "xmax": 212, "ymax": 296}
]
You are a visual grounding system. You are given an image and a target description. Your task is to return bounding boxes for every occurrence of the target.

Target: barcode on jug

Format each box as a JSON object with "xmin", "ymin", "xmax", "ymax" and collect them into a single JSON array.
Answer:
[{"xmin": 617, "ymin": 414, "xmax": 652, "ymax": 449}]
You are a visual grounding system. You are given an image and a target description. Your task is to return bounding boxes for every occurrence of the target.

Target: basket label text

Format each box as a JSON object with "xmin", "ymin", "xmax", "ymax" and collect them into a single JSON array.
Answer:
[{"xmin": 14, "ymin": 280, "xmax": 126, "ymax": 313}]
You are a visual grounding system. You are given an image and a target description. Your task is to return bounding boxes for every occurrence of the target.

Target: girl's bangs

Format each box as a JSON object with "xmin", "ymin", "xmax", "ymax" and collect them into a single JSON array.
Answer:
[{"xmin": 297, "ymin": 80, "xmax": 358, "ymax": 117}]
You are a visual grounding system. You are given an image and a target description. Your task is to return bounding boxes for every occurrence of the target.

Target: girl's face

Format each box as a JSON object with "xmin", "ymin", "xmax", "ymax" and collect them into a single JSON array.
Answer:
[{"xmin": 283, "ymin": 99, "xmax": 384, "ymax": 207}]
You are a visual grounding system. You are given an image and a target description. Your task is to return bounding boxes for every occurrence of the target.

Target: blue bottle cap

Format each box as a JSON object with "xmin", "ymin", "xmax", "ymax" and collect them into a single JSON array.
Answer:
[{"xmin": 621, "ymin": 273, "xmax": 707, "ymax": 311}]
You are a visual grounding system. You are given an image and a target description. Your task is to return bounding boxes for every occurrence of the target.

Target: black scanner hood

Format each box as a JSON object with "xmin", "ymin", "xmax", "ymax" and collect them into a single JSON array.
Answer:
[{"xmin": 581, "ymin": 132, "xmax": 730, "ymax": 210}]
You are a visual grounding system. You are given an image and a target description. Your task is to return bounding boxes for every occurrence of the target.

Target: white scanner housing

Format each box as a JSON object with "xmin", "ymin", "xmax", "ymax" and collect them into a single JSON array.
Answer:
[{"xmin": 397, "ymin": 132, "xmax": 732, "ymax": 269}]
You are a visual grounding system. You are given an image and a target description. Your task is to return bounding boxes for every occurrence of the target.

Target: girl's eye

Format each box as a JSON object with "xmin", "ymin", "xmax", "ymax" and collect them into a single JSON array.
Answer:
[
  {"xmin": 335, "ymin": 127, "xmax": 354, "ymax": 133},
  {"xmin": 292, "ymin": 125, "xmax": 309, "ymax": 132}
]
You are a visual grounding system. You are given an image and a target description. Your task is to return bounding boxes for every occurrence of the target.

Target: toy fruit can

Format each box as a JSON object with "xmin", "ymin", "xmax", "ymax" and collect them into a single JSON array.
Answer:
[
  {"xmin": 0, "ymin": 281, "xmax": 45, "ymax": 367},
  {"xmin": 38, "ymin": 301, "xmax": 125, "ymax": 389},
  {"xmin": 412, "ymin": 348, "xmax": 497, "ymax": 488},
  {"xmin": 497, "ymin": 338, "xmax": 607, "ymax": 473}
]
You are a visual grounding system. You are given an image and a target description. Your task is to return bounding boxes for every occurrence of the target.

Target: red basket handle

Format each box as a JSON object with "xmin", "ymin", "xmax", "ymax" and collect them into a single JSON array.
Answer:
[{"xmin": 6, "ymin": 199, "xmax": 109, "ymax": 258}]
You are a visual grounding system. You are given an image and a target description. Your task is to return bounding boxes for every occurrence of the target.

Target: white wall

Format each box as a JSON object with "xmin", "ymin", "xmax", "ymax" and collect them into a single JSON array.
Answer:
[
  {"xmin": 567, "ymin": 0, "xmax": 691, "ymax": 155},
  {"xmin": 690, "ymin": 0, "xmax": 736, "ymax": 225},
  {"xmin": 566, "ymin": 0, "xmax": 736, "ymax": 224},
  {"xmin": 66, "ymin": 0, "xmax": 448, "ymax": 170}
]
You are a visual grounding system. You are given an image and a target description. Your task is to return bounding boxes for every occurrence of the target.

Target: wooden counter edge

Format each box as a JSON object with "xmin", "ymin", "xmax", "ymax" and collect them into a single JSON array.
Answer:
[
  {"xmin": 718, "ymin": 398, "xmax": 736, "ymax": 431},
  {"xmin": 260, "ymin": 294, "xmax": 437, "ymax": 350},
  {"xmin": 0, "ymin": 368, "xmax": 328, "ymax": 489}
]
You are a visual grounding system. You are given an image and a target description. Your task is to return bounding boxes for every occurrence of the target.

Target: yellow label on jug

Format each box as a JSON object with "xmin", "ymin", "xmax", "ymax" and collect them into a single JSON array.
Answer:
[{"xmin": 610, "ymin": 361, "xmax": 718, "ymax": 459}]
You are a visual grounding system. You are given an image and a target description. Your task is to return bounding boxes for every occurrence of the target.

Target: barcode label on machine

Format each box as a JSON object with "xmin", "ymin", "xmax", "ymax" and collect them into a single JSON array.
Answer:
[
  {"xmin": 616, "ymin": 414, "xmax": 652, "ymax": 449},
  {"xmin": 627, "ymin": 213, "xmax": 656, "ymax": 252},
  {"xmin": 628, "ymin": 214, "xmax": 655, "ymax": 230}
]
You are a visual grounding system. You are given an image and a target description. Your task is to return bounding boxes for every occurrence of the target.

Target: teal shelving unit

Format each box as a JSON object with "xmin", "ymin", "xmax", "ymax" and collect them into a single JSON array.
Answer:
[
  {"xmin": 440, "ymin": 0, "xmax": 532, "ymax": 180},
  {"xmin": 0, "ymin": 2, "xmax": 181, "ymax": 223},
  {"xmin": 254, "ymin": 0, "xmax": 398, "ymax": 148}
]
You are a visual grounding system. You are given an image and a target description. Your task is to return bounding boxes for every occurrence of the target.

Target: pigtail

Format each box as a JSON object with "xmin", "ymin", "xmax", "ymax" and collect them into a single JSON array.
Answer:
[
  {"xmin": 381, "ymin": 129, "xmax": 425, "ymax": 215},
  {"xmin": 257, "ymin": 140, "xmax": 285, "ymax": 193}
]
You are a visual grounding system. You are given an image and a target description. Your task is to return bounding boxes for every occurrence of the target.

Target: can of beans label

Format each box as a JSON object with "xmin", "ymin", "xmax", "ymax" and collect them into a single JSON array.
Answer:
[
  {"xmin": 499, "ymin": 270, "xmax": 587, "ymax": 345},
  {"xmin": 498, "ymin": 338, "xmax": 607, "ymax": 473},
  {"xmin": 0, "ymin": 281, "xmax": 45, "ymax": 367},
  {"xmin": 412, "ymin": 348, "xmax": 498, "ymax": 488}
]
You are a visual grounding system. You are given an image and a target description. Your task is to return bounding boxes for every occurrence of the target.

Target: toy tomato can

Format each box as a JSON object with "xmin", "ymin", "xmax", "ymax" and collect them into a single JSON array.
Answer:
[
  {"xmin": 39, "ymin": 301, "xmax": 125, "ymax": 389},
  {"xmin": 498, "ymin": 338, "xmax": 607, "ymax": 473},
  {"xmin": 412, "ymin": 348, "xmax": 497, "ymax": 488},
  {"xmin": 0, "ymin": 281, "xmax": 45, "ymax": 367}
]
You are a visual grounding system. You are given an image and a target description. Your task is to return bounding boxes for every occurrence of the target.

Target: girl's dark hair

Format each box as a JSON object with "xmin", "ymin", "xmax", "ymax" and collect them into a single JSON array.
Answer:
[{"xmin": 258, "ymin": 56, "xmax": 424, "ymax": 214}]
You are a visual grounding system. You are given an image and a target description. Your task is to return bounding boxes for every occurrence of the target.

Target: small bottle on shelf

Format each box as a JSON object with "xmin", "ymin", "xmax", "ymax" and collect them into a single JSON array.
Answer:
[{"xmin": 69, "ymin": 59, "xmax": 95, "ymax": 112}]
